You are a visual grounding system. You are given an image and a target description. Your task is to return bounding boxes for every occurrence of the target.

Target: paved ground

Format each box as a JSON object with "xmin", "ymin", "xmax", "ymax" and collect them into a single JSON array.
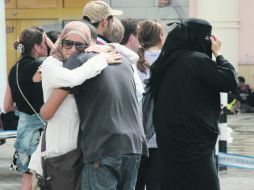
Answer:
[
  {"xmin": 0, "ymin": 138, "xmax": 21, "ymax": 190},
  {"xmin": 220, "ymin": 168, "xmax": 254, "ymax": 190},
  {"xmin": 0, "ymin": 113, "xmax": 254, "ymax": 189},
  {"xmin": 219, "ymin": 113, "xmax": 254, "ymax": 190}
]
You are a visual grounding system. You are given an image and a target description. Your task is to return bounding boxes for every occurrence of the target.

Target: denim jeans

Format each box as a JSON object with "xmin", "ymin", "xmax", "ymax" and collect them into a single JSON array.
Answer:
[
  {"xmin": 13, "ymin": 112, "xmax": 44, "ymax": 172},
  {"xmin": 81, "ymin": 154, "xmax": 141, "ymax": 190}
]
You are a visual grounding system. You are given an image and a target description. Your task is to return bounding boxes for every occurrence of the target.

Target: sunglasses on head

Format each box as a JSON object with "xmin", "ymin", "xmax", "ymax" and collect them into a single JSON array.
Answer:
[{"xmin": 62, "ymin": 39, "xmax": 88, "ymax": 52}]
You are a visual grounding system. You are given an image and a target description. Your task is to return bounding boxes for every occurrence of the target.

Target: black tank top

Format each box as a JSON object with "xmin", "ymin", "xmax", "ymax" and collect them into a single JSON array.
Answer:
[{"xmin": 8, "ymin": 56, "xmax": 44, "ymax": 114}]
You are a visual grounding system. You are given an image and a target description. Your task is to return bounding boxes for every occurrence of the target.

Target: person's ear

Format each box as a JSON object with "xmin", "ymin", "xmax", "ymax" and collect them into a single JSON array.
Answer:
[
  {"xmin": 33, "ymin": 44, "xmax": 40, "ymax": 52},
  {"xmin": 129, "ymin": 34, "xmax": 136, "ymax": 43},
  {"xmin": 101, "ymin": 18, "xmax": 108, "ymax": 28},
  {"xmin": 159, "ymin": 32, "xmax": 165, "ymax": 46}
]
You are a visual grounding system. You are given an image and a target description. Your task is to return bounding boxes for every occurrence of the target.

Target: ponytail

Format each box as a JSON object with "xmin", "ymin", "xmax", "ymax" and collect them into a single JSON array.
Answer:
[{"xmin": 137, "ymin": 46, "xmax": 150, "ymax": 74}]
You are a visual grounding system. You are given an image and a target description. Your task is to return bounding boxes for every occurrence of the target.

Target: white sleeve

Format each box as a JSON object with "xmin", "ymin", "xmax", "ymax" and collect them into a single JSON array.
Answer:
[
  {"xmin": 132, "ymin": 65, "xmax": 144, "ymax": 102},
  {"xmin": 110, "ymin": 43, "xmax": 139, "ymax": 65},
  {"xmin": 41, "ymin": 55, "xmax": 108, "ymax": 88},
  {"xmin": 109, "ymin": 43, "xmax": 144, "ymax": 100}
]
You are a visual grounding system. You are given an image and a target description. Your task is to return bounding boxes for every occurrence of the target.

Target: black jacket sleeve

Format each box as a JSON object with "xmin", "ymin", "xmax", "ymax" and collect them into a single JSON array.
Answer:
[{"xmin": 191, "ymin": 53, "xmax": 238, "ymax": 92}]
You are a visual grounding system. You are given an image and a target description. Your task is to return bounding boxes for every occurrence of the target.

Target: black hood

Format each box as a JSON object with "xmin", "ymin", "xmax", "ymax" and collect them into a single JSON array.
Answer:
[
  {"xmin": 146, "ymin": 18, "xmax": 213, "ymax": 100},
  {"xmin": 165, "ymin": 18, "xmax": 212, "ymax": 59}
]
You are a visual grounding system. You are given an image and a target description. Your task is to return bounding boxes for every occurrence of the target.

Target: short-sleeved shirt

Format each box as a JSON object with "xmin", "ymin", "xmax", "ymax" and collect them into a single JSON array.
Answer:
[
  {"xmin": 8, "ymin": 56, "xmax": 44, "ymax": 114},
  {"xmin": 64, "ymin": 52, "xmax": 148, "ymax": 163}
]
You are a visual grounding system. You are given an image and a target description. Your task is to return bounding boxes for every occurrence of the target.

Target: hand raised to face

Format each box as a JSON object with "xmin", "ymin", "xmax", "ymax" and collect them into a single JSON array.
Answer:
[{"xmin": 210, "ymin": 34, "xmax": 222, "ymax": 57}]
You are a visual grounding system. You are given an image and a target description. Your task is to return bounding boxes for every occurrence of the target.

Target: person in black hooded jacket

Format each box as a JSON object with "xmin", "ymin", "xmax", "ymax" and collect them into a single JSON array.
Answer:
[{"xmin": 144, "ymin": 18, "xmax": 238, "ymax": 190}]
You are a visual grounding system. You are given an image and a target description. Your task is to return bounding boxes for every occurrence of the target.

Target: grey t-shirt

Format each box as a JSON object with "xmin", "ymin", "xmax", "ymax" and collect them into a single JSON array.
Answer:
[{"xmin": 64, "ymin": 52, "xmax": 148, "ymax": 163}]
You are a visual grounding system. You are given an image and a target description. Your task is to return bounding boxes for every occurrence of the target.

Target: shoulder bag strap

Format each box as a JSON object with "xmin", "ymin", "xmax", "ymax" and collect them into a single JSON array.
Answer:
[{"xmin": 16, "ymin": 62, "xmax": 46, "ymax": 126}]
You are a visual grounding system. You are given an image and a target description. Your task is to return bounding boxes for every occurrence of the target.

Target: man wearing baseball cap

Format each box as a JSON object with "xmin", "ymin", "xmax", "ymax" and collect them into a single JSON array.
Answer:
[
  {"xmin": 83, "ymin": 0, "xmax": 123, "ymax": 45},
  {"xmin": 65, "ymin": 1, "xmax": 148, "ymax": 190}
]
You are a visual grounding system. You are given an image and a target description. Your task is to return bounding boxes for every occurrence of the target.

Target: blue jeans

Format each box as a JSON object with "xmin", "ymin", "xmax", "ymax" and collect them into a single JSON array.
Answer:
[
  {"xmin": 81, "ymin": 154, "xmax": 141, "ymax": 190},
  {"xmin": 13, "ymin": 112, "xmax": 44, "ymax": 172}
]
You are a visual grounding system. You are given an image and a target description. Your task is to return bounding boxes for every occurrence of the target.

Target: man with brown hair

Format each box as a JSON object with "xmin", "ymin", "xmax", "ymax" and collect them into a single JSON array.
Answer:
[
  {"xmin": 62, "ymin": 1, "xmax": 148, "ymax": 190},
  {"xmin": 121, "ymin": 18, "xmax": 140, "ymax": 53}
]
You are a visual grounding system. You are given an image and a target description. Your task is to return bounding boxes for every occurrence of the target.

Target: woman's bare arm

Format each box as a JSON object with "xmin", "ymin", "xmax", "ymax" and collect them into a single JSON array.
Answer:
[
  {"xmin": 40, "ymin": 89, "xmax": 69, "ymax": 120},
  {"xmin": 4, "ymin": 82, "xmax": 16, "ymax": 112}
]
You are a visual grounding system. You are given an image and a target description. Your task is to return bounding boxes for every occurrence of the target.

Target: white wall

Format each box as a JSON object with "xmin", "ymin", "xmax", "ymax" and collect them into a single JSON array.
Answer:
[
  {"xmin": 189, "ymin": 0, "xmax": 239, "ymax": 70},
  {"xmin": 239, "ymin": 0, "xmax": 254, "ymax": 65},
  {"xmin": 108, "ymin": 0, "xmax": 189, "ymax": 25},
  {"xmin": 0, "ymin": 0, "xmax": 7, "ymax": 112}
]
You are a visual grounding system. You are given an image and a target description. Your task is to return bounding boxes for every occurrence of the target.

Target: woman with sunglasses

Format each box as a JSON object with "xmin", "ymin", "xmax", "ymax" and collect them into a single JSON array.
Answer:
[{"xmin": 28, "ymin": 21, "xmax": 121, "ymax": 189}]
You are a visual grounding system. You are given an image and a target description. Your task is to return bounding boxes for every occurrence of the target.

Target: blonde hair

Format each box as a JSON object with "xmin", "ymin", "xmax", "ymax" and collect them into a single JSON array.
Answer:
[{"xmin": 105, "ymin": 17, "xmax": 125, "ymax": 43}]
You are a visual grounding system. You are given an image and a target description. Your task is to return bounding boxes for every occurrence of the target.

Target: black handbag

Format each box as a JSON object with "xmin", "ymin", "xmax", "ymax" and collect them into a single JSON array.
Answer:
[
  {"xmin": 142, "ymin": 89, "xmax": 155, "ymax": 141},
  {"xmin": 37, "ymin": 126, "xmax": 83, "ymax": 190},
  {"xmin": 0, "ymin": 111, "xmax": 19, "ymax": 130}
]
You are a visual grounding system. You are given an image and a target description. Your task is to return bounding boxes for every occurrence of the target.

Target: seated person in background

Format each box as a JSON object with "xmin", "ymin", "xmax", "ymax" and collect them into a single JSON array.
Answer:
[
  {"xmin": 238, "ymin": 76, "xmax": 252, "ymax": 104},
  {"xmin": 227, "ymin": 91, "xmax": 240, "ymax": 114},
  {"xmin": 237, "ymin": 76, "xmax": 254, "ymax": 112}
]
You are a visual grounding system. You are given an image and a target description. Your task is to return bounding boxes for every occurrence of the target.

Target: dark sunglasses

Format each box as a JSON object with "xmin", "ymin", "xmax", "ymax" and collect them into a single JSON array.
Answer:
[{"xmin": 62, "ymin": 39, "xmax": 88, "ymax": 52}]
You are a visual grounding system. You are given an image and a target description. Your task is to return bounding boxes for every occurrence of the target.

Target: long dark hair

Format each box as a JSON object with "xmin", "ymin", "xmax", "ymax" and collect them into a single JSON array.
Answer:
[
  {"xmin": 146, "ymin": 18, "xmax": 212, "ymax": 100},
  {"xmin": 13, "ymin": 26, "xmax": 44, "ymax": 58},
  {"xmin": 145, "ymin": 23, "xmax": 186, "ymax": 99}
]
